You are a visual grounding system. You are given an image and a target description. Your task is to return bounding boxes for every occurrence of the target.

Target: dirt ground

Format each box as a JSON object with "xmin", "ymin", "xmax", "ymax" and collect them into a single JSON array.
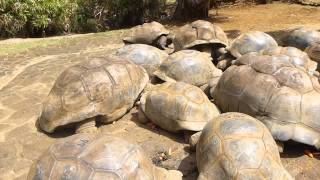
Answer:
[{"xmin": 0, "ymin": 3, "xmax": 319, "ymax": 180}]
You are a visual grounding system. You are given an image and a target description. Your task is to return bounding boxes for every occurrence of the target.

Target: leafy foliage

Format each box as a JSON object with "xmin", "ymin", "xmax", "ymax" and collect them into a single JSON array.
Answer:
[
  {"xmin": 0, "ymin": 0, "xmax": 77, "ymax": 37},
  {"xmin": 0, "ymin": 0, "xmax": 167, "ymax": 37},
  {"xmin": 73, "ymin": 0, "xmax": 166, "ymax": 32}
]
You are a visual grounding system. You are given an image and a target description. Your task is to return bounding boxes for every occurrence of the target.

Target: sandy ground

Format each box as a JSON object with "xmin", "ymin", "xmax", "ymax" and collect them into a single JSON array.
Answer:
[{"xmin": 0, "ymin": 2, "xmax": 319, "ymax": 180}]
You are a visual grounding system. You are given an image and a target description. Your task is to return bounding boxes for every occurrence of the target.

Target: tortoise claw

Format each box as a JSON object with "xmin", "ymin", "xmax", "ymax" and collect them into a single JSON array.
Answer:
[
  {"xmin": 75, "ymin": 118, "xmax": 97, "ymax": 134},
  {"xmin": 304, "ymin": 149, "xmax": 320, "ymax": 158},
  {"xmin": 147, "ymin": 122, "xmax": 157, "ymax": 129}
]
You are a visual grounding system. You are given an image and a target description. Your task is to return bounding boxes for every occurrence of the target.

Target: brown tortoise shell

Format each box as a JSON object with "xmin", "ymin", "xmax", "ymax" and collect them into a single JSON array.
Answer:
[
  {"xmin": 212, "ymin": 53, "xmax": 320, "ymax": 149},
  {"xmin": 173, "ymin": 20, "xmax": 229, "ymax": 52},
  {"xmin": 39, "ymin": 56, "xmax": 149, "ymax": 133},
  {"xmin": 27, "ymin": 134, "xmax": 182, "ymax": 179},
  {"xmin": 196, "ymin": 113, "xmax": 293, "ymax": 180}
]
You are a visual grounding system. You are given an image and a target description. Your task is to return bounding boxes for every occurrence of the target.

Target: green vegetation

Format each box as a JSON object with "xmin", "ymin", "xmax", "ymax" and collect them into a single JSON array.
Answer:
[
  {"xmin": 0, "ymin": 29, "xmax": 127, "ymax": 56},
  {"xmin": 0, "ymin": 0, "xmax": 77, "ymax": 37},
  {"xmin": 0, "ymin": 38, "xmax": 65, "ymax": 55},
  {"xmin": 0, "ymin": 0, "xmax": 167, "ymax": 38}
]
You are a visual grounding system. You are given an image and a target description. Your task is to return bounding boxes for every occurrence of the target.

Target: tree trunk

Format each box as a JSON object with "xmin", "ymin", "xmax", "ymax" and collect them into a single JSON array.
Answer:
[{"xmin": 173, "ymin": 0, "xmax": 211, "ymax": 20}]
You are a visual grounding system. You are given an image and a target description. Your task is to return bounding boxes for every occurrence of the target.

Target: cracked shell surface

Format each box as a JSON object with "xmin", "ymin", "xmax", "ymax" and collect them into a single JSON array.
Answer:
[
  {"xmin": 116, "ymin": 44, "xmax": 169, "ymax": 77},
  {"xmin": 140, "ymin": 82, "xmax": 220, "ymax": 132},
  {"xmin": 123, "ymin": 21, "xmax": 169, "ymax": 45},
  {"xmin": 27, "ymin": 134, "xmax": 166, "ymax": 180},
  {"xmin": 173, "ymin": 20, "xmax": 228, "ymax": 51},
  {"xmin": 229, "ymin": 31, "xmax": 278, "ymax": 58},
  {"xmin": 212, "ymin": 53, "xmax": 320, "ymax": 149},
  {"xmin": 39, "ymin": 56, "xmax": 149, "ymax": 133},
  {"xmin": 196, "ymin": 112, "xmax": 293, "ymax": 180},
  {"xmin": 154, "ymin": 50, "xmax": 222, "ymax": 87},
  {"xmin": 262, "ymin": 46, "xmax": 314, "ymax": 71}
]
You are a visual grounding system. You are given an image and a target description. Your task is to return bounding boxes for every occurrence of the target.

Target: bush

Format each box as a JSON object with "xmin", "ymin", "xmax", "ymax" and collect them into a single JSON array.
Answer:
[
  {"xmin": 0, "ymin": 0, "xmax": 78, "ymax": 37},
  {"xmin": 0, "ymin": 0, "xmax": 167, "ymax": 37},
  {"xmin": 72, "ymin": 0, "xmax": 166, "ymax": 32}
]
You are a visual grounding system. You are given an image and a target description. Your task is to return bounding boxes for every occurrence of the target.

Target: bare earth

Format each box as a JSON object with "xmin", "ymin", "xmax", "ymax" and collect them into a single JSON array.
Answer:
[{"xmin": 0, "ymin": 3, "xmax": 319, "ymax": 180}]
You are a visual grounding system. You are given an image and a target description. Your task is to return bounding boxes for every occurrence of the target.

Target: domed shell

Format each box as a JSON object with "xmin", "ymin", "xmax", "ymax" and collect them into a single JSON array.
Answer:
[
  {"xmin": 116, "ymin": 44, "xmax": 169, "ymax": 77},
  {"xmin": 229, "ymin": 31, "xmax": 278, "ymax": 58},
  {"xmin": 212, "ymin": 53, "xmax": 320, "ymax": 149},
  {"xmin": 27, "ymin": 134, "xmax": 182, "ymax": 180},
  {"xmin": 140, "ymin": 82, "xmax": 220, "ymax": 132},
  {"xmin": 39, "ymin": 56, "xmax": 149, "ymax": 133},
  {"xmin": 154, "ymin": 50, "xmax": 222, "ymax": 87},
  {"xmin": 173, "ymin": 20, "xmax": 228, "ymax": 51},
  {"xmin": 261, "ymin": 46, "xmax": 316, "ymax": 71},
  {"xmin": 280, "ymin": 27, "xmax": 320, "ymax": 50},
  {"xmin": 123, "ymin": 21, "xmax": 169, "ymax": 45},
  {"xmin": 297, "ymin": 0, "xmax": 320, "ymax": 5},
  {"xmin": 196, "ymin": 113, "xmax": 293, "ymax": 180}
]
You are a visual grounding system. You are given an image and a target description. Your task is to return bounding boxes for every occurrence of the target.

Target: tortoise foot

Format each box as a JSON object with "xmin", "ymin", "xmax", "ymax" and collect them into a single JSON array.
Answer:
[
  {"xmin": 76, "ymin": 118, "xmax": 97, "ymax": 134},
  {"xmin": 276, "ymin": 141, "xmax": 284, "ymax": 153}
]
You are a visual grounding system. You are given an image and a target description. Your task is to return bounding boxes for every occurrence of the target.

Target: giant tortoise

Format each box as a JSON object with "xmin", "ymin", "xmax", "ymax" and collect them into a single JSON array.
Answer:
[
  {"xmin": 216, "ymin": 31, "xmax": 278, "ymax": 70},
  {"xmin": 212, "ymin": 53, "xmax": 320, "ymax": 149},
  {"xmin": 229, "ymin": 31, "xmax": 278, "ymax": 58},
  {"xmin": 173, "ymin": 20, "xmax": 228, "ymax": 60},
  {"xmin": 116, "ymin": 44, "xmax": 169, "ymax": 78},
  {"xmin": 196, "ymin": 113, "xmax": 293, "ymax": 180},
  {"xmin": 123, "ymin": 21, "xmax": 170, "ymax": 50},
  {"xmin": 280, "ymin": 27, "xmax": 320, "ymax": 50},
  {"xmin": 27, "ymin": 134, "xmax": 182, "ymax": 180},
  {"xmin": 154, "ymin": 50, "xmax": 222, "ymax": 88},
  {"xmin": 139, "ymin": 82, "xmax": 220, "ymax": 133},
  {"xmin": 39, "ymin": 56, "xmax": 149, "ymax": 134}
]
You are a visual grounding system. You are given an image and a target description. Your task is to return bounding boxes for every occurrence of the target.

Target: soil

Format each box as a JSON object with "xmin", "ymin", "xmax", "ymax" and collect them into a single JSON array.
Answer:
[{"xmin": 0, "ymin": 2, "xmax": 319, "ymax": 180}]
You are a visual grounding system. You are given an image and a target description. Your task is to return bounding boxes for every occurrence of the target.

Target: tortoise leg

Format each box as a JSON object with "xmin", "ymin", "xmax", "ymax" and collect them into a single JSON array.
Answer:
[
  {"xmin": 99, "ymin": 107, "xmax": 129, "ymax": 123},
  {"xmin": 153, "ymin": 166, "xmax": 183, "ymax": 180},
  {"xmin": 75, "ymin": 118, "xmax": 97, "ymax": 134},
  {"xmin": 216, "ymin": 59, "xmax": 229, "ymax": 70},
  {"xmin": 137, "ymin": 106, "xmax": 150, "ymax": 124},
  {"xmin": 217, "ymin": 56, "xmax": 235, "ymax": 71},
  {"xmin": 199, "ymin": 84, "xmax": 210, "ymax": 97},
  {"xmin": 137, "ymin": 106, "xmax": 158, "ymax": 129},
  {"xmin": 276, "ymin": 141, "xmax": 284, "ymax": 153},
  {"xmin": 157, "ymin": 35, "xmax": 167, "ymax": 50},
  {"xmin": 188, "ymin": 131, "xmax": 202, "ymax": 151}
]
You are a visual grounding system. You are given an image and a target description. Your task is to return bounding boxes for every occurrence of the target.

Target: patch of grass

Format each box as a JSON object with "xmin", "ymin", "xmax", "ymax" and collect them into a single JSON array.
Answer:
[
  {"xmin": 0, "ymin": 29, "xmax": 128, "ymax": 56},
  {"xmin": 0, "ymin": 39, "xmax": 65, "ymax": 56},
  {"xmin": 92, "ymin": 29, "xmax": 128, "ymax": 37}
]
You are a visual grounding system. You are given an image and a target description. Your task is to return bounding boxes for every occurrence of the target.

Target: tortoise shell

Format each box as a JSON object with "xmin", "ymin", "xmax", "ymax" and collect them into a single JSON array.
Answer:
[
  {"xmin": 229, "ymin": 31, "xmax": 278, "ymax": 58},
  {"xmin": 154, "ymin": 50, "xmax": 222, "ymax": 87},
  {"xmin": 280, "ymin": 27, "xmax": 320, "ymax": 50},
  {"xmin": 27, "ymin": 134, "xmax": 182, "ymax": 179},
  {"xmin": 123, "ymin": 21, "xmax": 169, "ymax": 45},
  {"xmin": 261, "ymin": 46, "xmax": 316, "ymax": 71},
  {"xmin": 116, "ymin": 44, "xmax": 169, "ymax": 77},
  {"xmin": 173, "ymin": 20, "xmax": 228, "ymax": 52},
  {"xmin": 196, "ymin": 112, "xmax": 293, "ymax": 180},
  {"xmin": 39, "ymin": 56, "xmax": 149, "ymax": 133},
  {"xmin": 140, "ymin": 82, "xmax": 220, "ymax": 132},
  {"xmin": 212, "ymin": 53, "xmax": 320, "ymax": 149}
]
